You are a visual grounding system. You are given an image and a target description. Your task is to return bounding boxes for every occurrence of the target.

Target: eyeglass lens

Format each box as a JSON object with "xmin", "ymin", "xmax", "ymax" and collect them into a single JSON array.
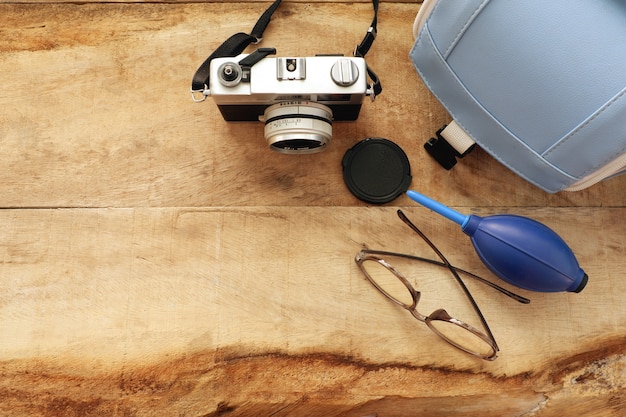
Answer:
[
  {"xmin": 358, "ymin": 252, "xmax": 497, "ymax": 359},
  {"xmin": 426, "ymin": 312, "xmax": 496, "ymax": 358},
  {"xmin": 359, "ymin": 257, "xmax": 415, "ymax": 307}
]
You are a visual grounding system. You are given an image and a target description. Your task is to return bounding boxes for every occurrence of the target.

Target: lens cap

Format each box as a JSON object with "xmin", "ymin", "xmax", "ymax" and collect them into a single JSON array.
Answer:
[{"xmin": 342, "ymin": 138, "xmax": 412, "ymax": 204}]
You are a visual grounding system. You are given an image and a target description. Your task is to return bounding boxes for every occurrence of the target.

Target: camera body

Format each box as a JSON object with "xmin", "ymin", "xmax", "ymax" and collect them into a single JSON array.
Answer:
[
  {"xmin": 206, "ymin": 48, "xmax": 371, "ymax": 153},
  {"xmin": 209, "ymin": 52, "xmax": 369, "ymax": 121}
]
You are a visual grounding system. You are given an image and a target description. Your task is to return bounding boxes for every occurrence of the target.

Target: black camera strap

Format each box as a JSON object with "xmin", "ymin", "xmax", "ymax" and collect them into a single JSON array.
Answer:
[
  {"xmin": 191, "ymin": 0, "xmax": 382, "ymax": 101},
  {"xmin": 355, "ymin": 0, "xmax": 382, "ymax": 99}
]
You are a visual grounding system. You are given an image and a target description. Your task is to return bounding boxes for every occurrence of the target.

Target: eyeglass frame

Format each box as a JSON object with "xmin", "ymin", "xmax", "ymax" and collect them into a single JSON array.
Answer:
[{"xmin": 354, "ymin": 209, "xmax": 530, "ymax": 361}]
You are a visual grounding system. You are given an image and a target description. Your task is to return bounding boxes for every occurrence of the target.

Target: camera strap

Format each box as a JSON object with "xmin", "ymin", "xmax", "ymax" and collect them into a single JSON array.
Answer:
[{"xmin": 191, "ymin": 0, "xmax": 382, "ymax": 102}]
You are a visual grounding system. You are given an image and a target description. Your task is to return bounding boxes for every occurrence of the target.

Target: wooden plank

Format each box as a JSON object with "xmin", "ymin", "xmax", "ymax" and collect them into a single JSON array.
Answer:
[
  {"xmin": 1, "ymin": 2, "xmax": 625, "ymax": 209},
  {"xmin": 0, "ymin": 207, "xmax": 624, "ymax": 415},
  {"xmin": 1, "ymin": 2, "xmax": 625, "ymax": 416}
]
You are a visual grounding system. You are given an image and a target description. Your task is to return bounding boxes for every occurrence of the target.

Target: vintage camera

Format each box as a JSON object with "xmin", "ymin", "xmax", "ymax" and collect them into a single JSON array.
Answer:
[{"xmin": 207, "ymin": 48, "xmax": 375, "ymax": 154}]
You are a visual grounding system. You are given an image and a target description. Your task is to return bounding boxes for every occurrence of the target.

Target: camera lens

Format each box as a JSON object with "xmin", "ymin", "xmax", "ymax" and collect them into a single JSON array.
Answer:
[{"xmin": 262, "ymin": 102, "xmax": 333, "ymax": 154}]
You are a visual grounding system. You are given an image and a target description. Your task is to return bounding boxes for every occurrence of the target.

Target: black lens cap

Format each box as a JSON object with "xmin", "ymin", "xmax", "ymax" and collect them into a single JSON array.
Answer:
[{"xmin": 342, "ymin": 138, "xmax": 412, "ymax": 204}]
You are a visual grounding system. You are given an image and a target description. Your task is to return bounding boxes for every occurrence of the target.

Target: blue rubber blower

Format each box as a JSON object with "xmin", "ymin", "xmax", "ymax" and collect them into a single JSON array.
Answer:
[{"xmin": 407, "ymin": 190, "xmax": 588, "ymax": 293}]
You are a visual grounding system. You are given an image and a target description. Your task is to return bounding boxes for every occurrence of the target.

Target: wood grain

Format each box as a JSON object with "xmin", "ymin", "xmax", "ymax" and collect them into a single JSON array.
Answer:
[
  {"xmin": 0, "ymin": 207, "xmax": 624, "ymax": 415},
  {"xmin": 0, "ymin": 2, "xmax": 624, "ymax": 416}
]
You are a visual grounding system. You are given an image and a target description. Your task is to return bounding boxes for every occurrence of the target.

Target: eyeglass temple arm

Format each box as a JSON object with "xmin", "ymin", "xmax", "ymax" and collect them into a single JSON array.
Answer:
[
  {"xmin": 395, "ymin": 210, "xmax": 529, "ymax": 304},
  {"xmin": 396, "ymin": 209, "xmax": 500, "ymax": 349},
  {"xmin": 422, "ymin": 254, "xmax": 530, "ymax": 304},
  {"xmin": 457, "ymin": 268, "xmax": 530, "ymax": 304}
]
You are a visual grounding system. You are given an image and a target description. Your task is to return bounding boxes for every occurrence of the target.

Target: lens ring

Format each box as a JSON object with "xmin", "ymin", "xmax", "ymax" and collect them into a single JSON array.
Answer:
[{"xmin": 263, "ymin": 101, "xmax": 333, "ymax": 154}]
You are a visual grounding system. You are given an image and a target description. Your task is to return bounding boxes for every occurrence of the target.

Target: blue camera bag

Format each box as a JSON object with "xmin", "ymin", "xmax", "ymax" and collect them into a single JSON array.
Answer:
[{"xmin": 410, "ymin": 0, "xmax": 626, "ymax": 192}]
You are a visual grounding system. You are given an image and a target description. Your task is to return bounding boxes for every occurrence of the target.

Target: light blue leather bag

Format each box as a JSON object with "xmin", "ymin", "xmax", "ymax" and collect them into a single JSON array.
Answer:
[{"xmin": 410, "ymin": 0, "xmax": 626, "ymax": 192}]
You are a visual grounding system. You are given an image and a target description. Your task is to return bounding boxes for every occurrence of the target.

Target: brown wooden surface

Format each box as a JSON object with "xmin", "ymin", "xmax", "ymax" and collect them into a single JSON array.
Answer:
[{"xmin": 1, "ymin": 2, "xmax": 624, "ymax": 416}]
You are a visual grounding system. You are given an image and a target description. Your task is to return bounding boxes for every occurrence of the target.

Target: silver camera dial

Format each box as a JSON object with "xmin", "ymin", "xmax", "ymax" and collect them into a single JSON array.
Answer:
[
  {"xmin": 217, "ymin": 62, "xmax": 242, "ymax": 87},
  {"xmin": 331, "ymin": 59, "xmax": 360, "ymax": 87}
]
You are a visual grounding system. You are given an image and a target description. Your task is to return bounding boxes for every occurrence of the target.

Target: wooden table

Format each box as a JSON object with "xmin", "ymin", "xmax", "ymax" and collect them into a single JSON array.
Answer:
[{"xmin": 1, "ymin": 1, "xmax": 624, "ymax": 415}]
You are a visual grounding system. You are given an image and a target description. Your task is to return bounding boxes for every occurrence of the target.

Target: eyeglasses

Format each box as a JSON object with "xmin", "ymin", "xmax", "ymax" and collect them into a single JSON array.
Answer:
[{"xmin": 355, "ymin": 210, "xmax": 530, "ymax": 361}]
